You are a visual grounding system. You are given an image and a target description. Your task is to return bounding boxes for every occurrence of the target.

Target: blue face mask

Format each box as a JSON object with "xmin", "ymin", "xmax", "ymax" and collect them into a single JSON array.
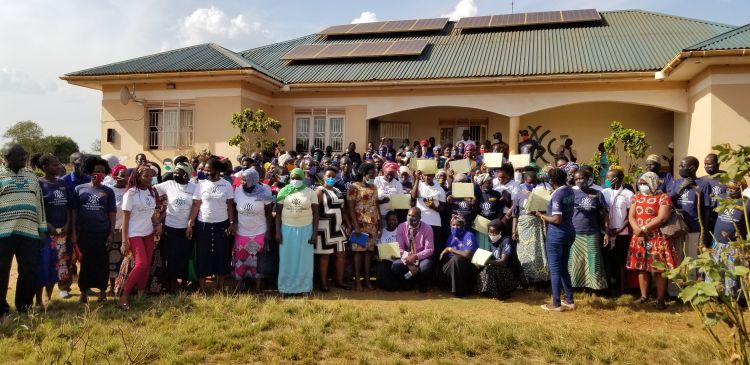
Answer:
[
  {"xmin": 523, "ymin": 183, "xmax": 535, "ymax": 191},
  {"xmin": 197, "ymin": 171, "xmax": 206, "ymax": 180},
  {"xmin": 151, "ymin": 176, "xmax": 158, "ymax": 185},
  {"xmin": 450, "ymin": 227, "xmax": 465, "ymax": 237},
  {"xmin": 324, "ymin": 177, "xmax": 337, "ymax": 186},
  {"xmin": 458, "ymin": 147, "xmax": 465, "ymax": 155},
  {"xmin": 604, "ymin": 180, "xmax": 613, "ymax": 188}
]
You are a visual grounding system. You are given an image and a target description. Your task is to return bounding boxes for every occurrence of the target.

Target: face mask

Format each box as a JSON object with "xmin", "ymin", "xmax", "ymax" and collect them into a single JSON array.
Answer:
[
  {"xmin": 458, "ymin": 147, "xmax": 465, "ymax": 155},
  {"xmin": 324, "ymin": 177, "xmax": 337, "ymax": 186},
  {"xmin": 488, "ymin": 233, "xmax": 502, "ymax": 243},
  {"xmin": 367, "ymin": 178, "xmax": 376, "ymax": 185},
  {"xmin": 174, "ymin": 175, "xmax": 188, "ymax": 185},
  {"xmin": 523, "ymin": 183, "xmax": 535, "ymax": 191},
  {"xmin": 92, "ymin": 172, "xmax": 104, "ymax": 184},
  {"xmin": 197, "ymin": 171, "xmax": 206, "ymax": 180},
  {"xmin": 604, "ymin": 180, "xmax": 613, "ymax": 188},
  {"xmin": 493, "ymin": 138, "xmax": 500, "ymax": 143},
  {"xmin": 405, "ymin": 152, "xmax": 413, "ymax": 158},
  {"xmin": 679, "ymin": 168, "xmax": 691, "ymax": 179},
  {"xmin": 151, "ymin": 176, "xmax": 158, "ymax": 185},
  {"xmin": 521, "ymin": 136, "xmax": 529, "ymax": 141},
  {"xmin": 278, "ymin": 175, "xmax": 289, "ymax": 183},
  {"xmin": 638, "ymin": 184, "xmax": 651, "ymax": 194},
  {"xmin": 408, "ymin": 217, "xmax": 419, "ymax": 226},
  {"xmin": 291, "ymin": 180, "xmax": 303, "ymax": 188},
  {"xmin": 450, "ymin": 227, "xmax": 465, "ymax": 237}
]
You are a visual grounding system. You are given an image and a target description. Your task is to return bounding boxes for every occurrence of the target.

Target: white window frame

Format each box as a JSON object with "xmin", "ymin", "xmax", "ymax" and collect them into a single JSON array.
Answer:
[
  {"xmin": 146, "ymin": 101, "xmax": 194, "ymax": 150},
  {"xmin": 294, "ymin": 108, "xmax": 345, "ymax": 152}
]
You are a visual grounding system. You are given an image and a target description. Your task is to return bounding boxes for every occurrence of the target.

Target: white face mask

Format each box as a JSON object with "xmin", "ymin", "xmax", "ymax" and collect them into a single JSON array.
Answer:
[
  {"xmin": 638, "ymin": 184, "xmax": 651, "ymax": 194},
  {"xmin": 488, "ymin": 233, "xmax": 502, "ymax": 243},
  {"xmin": 291, "ymin": 180, "xmax": 303, "ymax": 188}
]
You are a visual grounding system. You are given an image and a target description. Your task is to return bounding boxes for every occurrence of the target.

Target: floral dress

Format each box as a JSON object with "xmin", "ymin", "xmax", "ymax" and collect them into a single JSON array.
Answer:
[
  {"xmin": 346, "ymin": 182, "xmax": 379, "ymax": 251},
  {"xmin": 625, "ymin": 193, "xmax": 679, "ymax": 272}
]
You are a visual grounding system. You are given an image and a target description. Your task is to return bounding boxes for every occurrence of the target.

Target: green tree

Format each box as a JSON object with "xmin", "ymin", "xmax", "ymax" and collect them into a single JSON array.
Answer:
[
  {"xmin": 592, "ymin": 121, "xmax": 649, "ymax": 184},
  {"xmin": 90, "ymin": 138, "xmax": 101, "ymax": 153},
  {"xmin": 39, "ymin": 135, "xmax": 79, "ymax": 162},
  {"xmin": 3, "ymin": 120, "xmax": 44, "ymax": 153},
  {"xmin": 228, "ymin": 108, "xmax": 284, "ymax": 156}
]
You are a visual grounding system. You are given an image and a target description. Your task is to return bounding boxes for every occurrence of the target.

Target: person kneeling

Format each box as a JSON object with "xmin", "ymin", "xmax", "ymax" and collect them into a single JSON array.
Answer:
[
  {"xmin": 439, "ymin": 215, "xmax": 478, "ymax": 297},
  {"xmin": 387, "ymin": 208, "xmax": 434, "ymax": 292},
  {"xmin": 477, "ymin": 219, "xmax": 518, "ymax": 299}
]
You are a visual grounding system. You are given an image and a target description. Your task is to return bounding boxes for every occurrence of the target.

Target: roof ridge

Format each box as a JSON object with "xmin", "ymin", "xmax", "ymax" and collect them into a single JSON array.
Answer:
[
  {"xmin": 239, "ymin": 34, "xmax": 317, "ymax": 55},
  {"xmin": 685, "ymin": 23, "xmax": 750, "ymax": 50},
  {"xmin": 207, "ymin": 43, "xmax": 283, "ymax": 81},
  {"xmin": 64, "ymin": 43, "xmax": 213, "ymax": 76},
  {"xmin": 601, "ymin": 9, "xmax": 736, "ymax": 29}
]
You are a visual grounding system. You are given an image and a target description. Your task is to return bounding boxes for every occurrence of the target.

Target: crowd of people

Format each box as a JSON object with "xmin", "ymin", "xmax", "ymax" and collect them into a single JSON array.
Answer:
[{"xmin": 0, "ymin": 129, "xmax": 746, "ymax": 316}]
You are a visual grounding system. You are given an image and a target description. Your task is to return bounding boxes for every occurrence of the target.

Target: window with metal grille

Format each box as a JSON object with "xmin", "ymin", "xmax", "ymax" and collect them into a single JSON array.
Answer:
[
  {"xmin": 146, "ymin": 101, "xmax": 194, "ymax": 150},
  {"xmin": 294, "ymin": 108, "xmax": 345, "ymax": 153}
]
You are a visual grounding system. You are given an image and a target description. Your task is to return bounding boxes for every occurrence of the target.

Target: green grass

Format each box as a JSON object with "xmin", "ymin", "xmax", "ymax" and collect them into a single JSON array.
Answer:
[{"xmin": 0, "ymin": 289, "xmax": 723, "ymax": 364}]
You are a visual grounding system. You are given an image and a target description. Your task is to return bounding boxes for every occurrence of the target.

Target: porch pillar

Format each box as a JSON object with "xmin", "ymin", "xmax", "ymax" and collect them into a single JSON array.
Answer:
[{"xmin": 508, "ymin": 116, "xmax": 521, "ymax": 154}]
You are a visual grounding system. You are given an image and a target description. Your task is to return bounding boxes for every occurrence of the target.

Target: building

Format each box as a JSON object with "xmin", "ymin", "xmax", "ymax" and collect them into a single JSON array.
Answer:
[{"xmin": 61, "ymin": 9, "xmax": 750, "ymax": 169}]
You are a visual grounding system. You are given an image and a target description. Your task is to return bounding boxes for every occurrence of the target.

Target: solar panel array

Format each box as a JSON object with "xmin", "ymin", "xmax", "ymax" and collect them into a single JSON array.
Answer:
[
  {"xmin": 281, "ymin": 39, "xmax": 429, "ymax": 61},
  {"xmin": 456, "ymin": 9, "xmax": 601, "ymax": 30},
  {"xmin": 318, "ymin": 18, "xmax": 448, "ymax": 36}
]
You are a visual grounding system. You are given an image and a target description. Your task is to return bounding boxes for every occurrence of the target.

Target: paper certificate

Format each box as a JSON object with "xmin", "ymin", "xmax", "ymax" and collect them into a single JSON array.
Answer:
[
  {"xmin": 377, "ymin": 242, "xmax": 401, "ymax": 261},
  {"xmin": 451, "ymin": 183, "xmax": 474, "ymax": 198},
  {"xmin": 449, "ymin": 159, "xmax": 471, "ymax": 175},
  {"xmin": 472, "ymin": 215, "xmax": 491, "ymax": 235},
  {"xmin": 390, "ymin": 194, "xmax": 412, "ymax": 209},
  {"xmin": 416, "ymin": 159, "xmax": 438, "ymax": 175},
  {"xmin": 471, "ymin": 248, "xmax": 493, "ymax": 267},
  {"xmin": 523, "ymin": 189, "xmax": 551, "ymax": 212},
  {"xmin": 508, "ymin": 154, "xmax": 531, "ymax": 168},
  {"xmin": 483, "ymin": 153, "xmax": 504, "ymax": 168}
]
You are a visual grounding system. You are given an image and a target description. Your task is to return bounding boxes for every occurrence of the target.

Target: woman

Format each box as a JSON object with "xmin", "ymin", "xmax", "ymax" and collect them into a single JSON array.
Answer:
[
  {"xmin": 439, "ymin": 215, "xmax": 478, "ymax": 297},
  {"xmin": 536, "ymin": 168, "xmax": 576, "ymax": 312},
  {"xmin": 316, "ymin": 167, "xmax": 350, "ymax": 291},
  {"xmin": 188, "ymin": 157, "xmax": 236, "ymax": 291},
  {"xmin": 626, "ymin": 172, "xmax": 676, "ymax": 310},
  {"xmin": 347, "ymin": 162, "xmax": 381, "ymax": 290},
  {"xmin": 232, "ymin": 168, "xmax": 273, "ymax": 293},
  {"xmin": 412, "ymin": 169, "xmax": 446, "ymax": 262},
  {"xmin": 32, "ymin": 153, "xmax": 70, "ymax": 306},
  {"xmin": 153, "ymin": 162, "xmax": 196, "ymax": 292},
  {"xmin": 512, "ymin": 171, "xmax": 548, "ymax": 285},
  {"xmin": 118, "ymin": 165, "xmax": 161, "ymax": 310},
  {"xmin": 475, "ymin": 173, "xmax": 511, "ymax": 251},
  {"xmin": 71, "ymin": 156, "xmax": 116, "ymax": 303},
  {"xmin": 275, "ymin": 168, "xmax": 319, "ymax": 297},
  {"xmin": 375, "ymin": 162, "xmax": 403, "ymax": 226},
  {"xmin": 569, "ymin": 170, "xmax": 609, "ymax": 291},
  {"xmin": 399, "ymin": 166, "xmax": 413, "ymax": 191},
  {"xmin": 108, "ymin": 164, "xmax": 129, "ymax": 294},
  {"xmin": 477, "ymin": 219, "xmax": 518, "ymax": 299}
]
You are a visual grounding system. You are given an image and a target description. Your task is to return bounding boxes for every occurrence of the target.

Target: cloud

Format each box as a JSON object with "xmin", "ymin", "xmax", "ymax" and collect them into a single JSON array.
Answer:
[
  {"xmin": 179, "ymin": 7, "xmax": 261, "ymax": 46},
  {"xmin": 351, "ymin": 11, "xmax": 378, "ymax": 24},
  {"xmin": 0, "ymin": 68, "xmax": 57, "ymax": 95},
  {"xmin": 442, "ymin": 0, "xmax": 478, "ymax": 21}
]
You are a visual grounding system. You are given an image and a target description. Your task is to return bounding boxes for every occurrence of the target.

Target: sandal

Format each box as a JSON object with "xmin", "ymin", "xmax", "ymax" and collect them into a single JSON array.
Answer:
[
  {"xmin": 632, "ymin": 297, "xmax": 649, "ymax": 305},
  {"xmin": 117, "ymin": 303, "xmax": 131, "ymax": 311}
]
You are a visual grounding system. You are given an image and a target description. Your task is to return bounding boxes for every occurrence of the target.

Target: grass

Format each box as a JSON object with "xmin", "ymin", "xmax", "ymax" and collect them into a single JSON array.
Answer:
[{"xmin": 0, "ymin": 287, "xmax": 724, "ymax": 365}]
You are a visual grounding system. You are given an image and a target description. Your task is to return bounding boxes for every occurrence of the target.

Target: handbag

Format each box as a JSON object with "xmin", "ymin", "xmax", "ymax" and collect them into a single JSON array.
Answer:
[
  {"xmin": 114, "ymin": 255, "xmax": 134, "ymax": 296},
  {"xmin": 660, "ymin": 191, "xmax": 689, "ymax": 238}
]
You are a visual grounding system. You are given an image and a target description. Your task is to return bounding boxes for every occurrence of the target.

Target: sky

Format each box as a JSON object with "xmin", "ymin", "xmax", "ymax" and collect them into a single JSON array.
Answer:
[{"xmin": 0, "ymin": 0, "xmax": 747, "ymax": 151}]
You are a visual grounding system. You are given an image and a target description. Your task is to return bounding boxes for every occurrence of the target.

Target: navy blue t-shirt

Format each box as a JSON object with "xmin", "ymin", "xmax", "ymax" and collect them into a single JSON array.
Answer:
[
  {"xmin": 572, "ymin": 187, "xmax": 607, "ymax": 234},
  {"xmin": 701, "ymin": 176, "xmax": 727, "ymax": 207},
  {"xmin": 713, "ymin": 199, "xmax": 749, "ymax": 244},
  {"xmin": 518, "ymin": 140, "xmax": 540, "ymax": 159},
  {"xmin": 667, "ymin": 178, "xmax": 711, "ymax": 233},
  {"xmin": 73, "ymin": 184, "xmax": 116, "ymax": 232},
  {"xmin": 39, "ymin": 178, "xmax": 70, "ymax": 229},
  {"xmin": 547, "ymin": 186, "xmax": 575, "ymax": 234}
]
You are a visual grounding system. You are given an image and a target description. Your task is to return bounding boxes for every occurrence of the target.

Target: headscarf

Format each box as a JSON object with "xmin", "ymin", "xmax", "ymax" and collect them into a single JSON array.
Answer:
[
  {"xmin": 561, "ymin": 162, "xmax": 579, "ymax": 174},
  {"xmin": 278, "ymin": 153, "xmax": 293, "ymax": 168},
  {"xmin": 454, "ymin": 173, "xmax": 469, "ymax": 182},
  {"xmin": 463, "ymin": 143, "xmax": 477, "ymax": 159},
  {"xmin": 474, "ymin": 173, "xmax": 492, "ymax": 186},
  {"xmin": 639, "ymin": 171, "xmax": 661, "ymax": 194},
  {"xmin": 450, "ymin": 214, "xmax": 466, "ymax": 226},
  {"xmin": 276, "ymin": 168, "xmax": 306, "ymax": 202},
  {"xmin": 263, "ymin": 162, "xmax": 272, "ymax": 172},
  {"xmin": 646, "ymin": 154, "xmax": 661, "ymax": 163},
  {"xmin": 111, "ymin": 163, "xmax": 127, "ymax": 177},
  {"xmin": 174, "ymin": 162, "xmax": 193, "ymax": 175},
  {"xmin": 242, "ymin": 168, "xmax": 273, "ymax": 201},
  {"xmin": 383, "ymin": 161, "xmax": 399, "ymax": 174},
  {"xmin": 399, "ymin": 165, "xmax": 411, "ymax": 176}
]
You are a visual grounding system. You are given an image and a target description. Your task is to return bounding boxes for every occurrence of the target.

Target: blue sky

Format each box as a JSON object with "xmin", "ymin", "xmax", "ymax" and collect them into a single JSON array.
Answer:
[{"xmin": 0, "ymin": 0, "xmax": 747, "ymax": 151}]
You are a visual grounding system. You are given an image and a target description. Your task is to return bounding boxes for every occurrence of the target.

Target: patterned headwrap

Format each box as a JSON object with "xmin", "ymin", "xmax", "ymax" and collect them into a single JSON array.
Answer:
[
  {"xmin": 638, "ymin": 171, "xmax": 661, "ymax": 194},
  {"xmin": 383, "ymin": 161, "xmax": 399, "ymax": 173},
  {"xmin": 454, "ymin": 173, "xmax": 469, "ymax": 182},
  {"xmin": 474, "ymin": 173, "xmax": 492, "ymax": 186},
  {"xmin": 463, "ymin": 143, "xmax": 477, "ymax": 159},
  {"xmin": 450, "ymin": 214, "xmax": 466, "ymax": 226},
  {"xmin": 561, "ymin": 162, "xmax": 579, "ymax": 174}
]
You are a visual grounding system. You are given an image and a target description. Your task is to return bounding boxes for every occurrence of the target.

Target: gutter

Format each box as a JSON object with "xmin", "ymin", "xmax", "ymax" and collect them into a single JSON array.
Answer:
[
  {"xmin": 60, "ymin": 69, "xmax": 284, "ymax": 88},
  {"xmin": 659, "ymin": 49, "xmax": 750, "ymax": 77}
]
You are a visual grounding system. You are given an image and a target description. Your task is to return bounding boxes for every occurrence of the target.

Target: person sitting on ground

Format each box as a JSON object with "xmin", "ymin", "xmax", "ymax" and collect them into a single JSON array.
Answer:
[
  {"xmin": 477, "ymin": 219, "xmax": 518, "ymax": 299},
  {"xmin": 439, "ymin": 214, "xmax": 478, "ymax": 297}
]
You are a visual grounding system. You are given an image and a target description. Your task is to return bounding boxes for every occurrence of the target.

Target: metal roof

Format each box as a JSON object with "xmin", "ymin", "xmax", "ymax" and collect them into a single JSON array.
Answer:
[{"xmin": 684, "ymin": 23, "xmax": 750, "ymax": 50}]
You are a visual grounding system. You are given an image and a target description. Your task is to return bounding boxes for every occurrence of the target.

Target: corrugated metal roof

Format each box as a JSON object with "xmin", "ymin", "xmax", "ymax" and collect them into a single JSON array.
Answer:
[
  {"xmin": 240, "ymin": 10, "xmax": 735, "ymax": 83},
  {"xmin": 685, "ymin": 23, "xmax": 750, "ymax": 50}
]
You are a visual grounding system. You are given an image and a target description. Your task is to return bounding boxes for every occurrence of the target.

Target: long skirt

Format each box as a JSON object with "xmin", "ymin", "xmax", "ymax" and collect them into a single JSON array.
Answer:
[
  {"xmin": 195, "ymin": 220, "xmax": 232, "ymax": 277},
  {"xmin": 711, "ymin": 241, "xmax": 740, "ymax": 296},
  {"xmin": 53, "ymin": 233, "xmax": 72, "ymax": 287},
  {"xmin": 568, "ymin": 233, "xmax": 608, "ymax": 290},
  {"xmin": 233, "ymin": 234, "xmax": 264, "ymax": 280},
  {"xmin": 516, "ymin": 215, "xmax": 548, "ymax": 283},
  {"xmin": 278, "ymin": 224, "xmax": 314, "ymax": 294},
  {"xmin": 161, "ymin": 227, "xmax": 193, "ymax": 282},
  {"xmin": 440, "ymin": 255, "xmax": 478, "ymax": 297},
  {"xmin": 477, "ymin": 264, "xmax": 517, "ymax": 298},
  {"xmin": 36, "ymin": 235, "xmax": 59, "ymax": 287},
  {"xmin": 108, "ymin": 229, "xmax": 123, "ymax": 280},
  {"xmin": 77, "ymin": 230, "xmax": 110, "ymax": 291}
]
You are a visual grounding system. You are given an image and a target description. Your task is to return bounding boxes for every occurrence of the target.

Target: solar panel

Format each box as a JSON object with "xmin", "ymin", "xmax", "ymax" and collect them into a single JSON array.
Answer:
[
  {"xmin": 457, "ymin": 8, "xmax": 600, "ymax": 30},
  {"xmin": 348, "ymin": 42, "xmax": 393, "ymax": 57},
  {"xmin": 282, "ymin": 40, "xmax": 429, "ymax": 60},
  {"xmin": 316, "ymin": 43, "xmax": 361, "ymax": 58},
  {"xmin": 281, "ymin": 44, "xmax": 327, "ymax": 60},
  {"xmin": 318, "ymin": 17, "xmax": 448, "ymax": 36},
  {"xmin": 384, "ymin": 39, "xmax": 429, "ymax": 56}
]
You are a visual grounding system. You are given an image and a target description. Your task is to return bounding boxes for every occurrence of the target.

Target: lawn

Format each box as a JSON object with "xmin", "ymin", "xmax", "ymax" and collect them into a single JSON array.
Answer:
[{"xmin": 0, "ymin": 283, "xmax": 723, "ymax": 364}]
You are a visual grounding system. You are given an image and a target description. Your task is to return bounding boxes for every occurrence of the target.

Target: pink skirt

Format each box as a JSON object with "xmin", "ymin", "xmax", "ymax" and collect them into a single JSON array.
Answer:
[{"xmin": 233, "ymin": 234, "xmax": 264, "ymax": 280}]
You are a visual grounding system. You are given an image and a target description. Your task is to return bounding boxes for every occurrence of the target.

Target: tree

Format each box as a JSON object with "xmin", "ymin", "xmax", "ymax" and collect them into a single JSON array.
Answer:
[
  {"xmin": 3, "ymin": 120, "xmax": 44, "ymax": 153},
  {"xmin": 90, "ymin": 139, "xmax": 101, "ymax": 153},
  {"xmin": 592, "ymin": 121, "xmax": 649, "ymax": 184},
  {"xmin": 39, "ymin": 136, "xmax": 79, "ymax": 162},
  {"xmin": 228, "ymin": 108, "xmax": 284, "ymax": 156}
]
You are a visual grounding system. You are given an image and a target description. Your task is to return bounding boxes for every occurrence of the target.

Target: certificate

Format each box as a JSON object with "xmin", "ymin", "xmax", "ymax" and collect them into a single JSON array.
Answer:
[
  {"xmin": 449, "ymin": 159, "xmax": 471, "ymax": 175},
  {"xmin": 471, "ymin": 248, "xmax": 493, "ymax": 267},
  {"xmin": 483, "ymin": 153, "xmax": 504, "ymax": 168},
  {"xmin": 416, "ymin": 159, "xmax": 438, "ymax": 175},
  {"xmin": 508, "ymin": 154, "xmax": 531, "ymax": 168},
  {"xmin": 523, "ymin": 189, "xmax": 551, "ymax": 212},
  {"xmin": 451, "ymin": 183, "xmax": 474, "ymax": 198},
  {"xmin": 472, "ymin": 215, "xmax": 491, "ymax": 235},
  {"xmin": 377, "ymin": 242, "xmax": 401, "ymax": 261},
  {"xmin": 390, "ymin": 194, "xmax": 412, "ymax": 209}
]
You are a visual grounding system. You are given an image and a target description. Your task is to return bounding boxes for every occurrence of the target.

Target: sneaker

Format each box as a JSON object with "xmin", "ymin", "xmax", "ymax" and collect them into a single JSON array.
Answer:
[
  {"xmin": 540, "ymin": 304, "xmax": 565, "ymax": 312},
  {"xmin": 561, "ymin": 299, "xmax": 577, "ymax": 310},
  {"xmin": 59, "ymin": 290, "xmax": 70, "ymax": 299}
]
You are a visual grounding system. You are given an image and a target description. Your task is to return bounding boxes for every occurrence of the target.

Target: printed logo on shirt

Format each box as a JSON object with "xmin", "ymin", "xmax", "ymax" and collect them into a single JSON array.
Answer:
[
  {"xmin": 480, "ymin": 202, "xmax": 492, "ymax": 212},
  {"xmin": 175, "ymin": 197, "xmax": 188, "ymax": 207},
  {"xmin": 578, "ymin": 196, "xmax": 596, "ymax": 211},
  {"xmin": 87, "ymin": 194, "xmax": 100, "ymax": 205},
  {"xmin": 53, "ymin": 189, "xmax": 66, "ymax": 200},
  {"xmin": 458, "ymin": 200, "xmax": 470, "ymax": 210},
  {"xmin": 240, "ymin": 201, "xmax": 261, "ymax": 216},
  {"xmin": 678, "ymin": 190, "xmax": 694, "ymax": 206}
]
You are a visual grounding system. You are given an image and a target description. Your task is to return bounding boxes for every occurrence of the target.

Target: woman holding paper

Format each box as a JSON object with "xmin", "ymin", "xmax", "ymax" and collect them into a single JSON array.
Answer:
[
  {"xmin": 439, "ymin": 215, "xmax": 478, "ymax": 297},
  {"xmin": 569, "ymin": 170, "xmax": 609, "ymax": 291},
  {"xmin": 512, "ymin": 171, "xmax": 549, "ymax": 285},
  {"xmin": 411, "ymin": 168, "xmax": 446, "ymax": 262},
  {"xmin": 475, "ymin": 173, "xmax": 512, "ymax": 251},
  {"xmin": 374, "ymin": 162, "xmax": 404, "ymax": 226},
  {"xmin": 315, "ymin": 167, "xmax": 350, "ymax": 291},
  {"xmin": 347, "ymin": 162, "xmax": 381, "ymax": 290},
  {"xmin": 477, "ymin": 219, "xmax": 518, "ymax": 299}
]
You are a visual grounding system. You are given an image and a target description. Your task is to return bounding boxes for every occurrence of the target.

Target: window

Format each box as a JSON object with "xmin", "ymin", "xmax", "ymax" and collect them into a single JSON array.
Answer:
[
  {"xmin": 294, "ymin": 108, "xmax": 345, "ymax": 152},
  {"xmin": 380, "ymin": 122, "xmax": 409, "ymax": 147},
  {"xmin": 146, "ymin": 101, "xmax": 194, "ymax": 150}
]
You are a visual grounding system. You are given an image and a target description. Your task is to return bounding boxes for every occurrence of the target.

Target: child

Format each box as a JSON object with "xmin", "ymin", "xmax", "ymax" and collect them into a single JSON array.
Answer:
[
  {"xmin": 477, "ymin": 219, "xmax": 518, "ymax": 299},
  {"xmin": 380, "ymin": 211, "xmax": 399, "ymax": 244}
]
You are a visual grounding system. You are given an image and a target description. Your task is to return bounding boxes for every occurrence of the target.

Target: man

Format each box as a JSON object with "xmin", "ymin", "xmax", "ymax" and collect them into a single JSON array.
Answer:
[
  {"xmin": 0, "ymin": 144, "xmax": 47, "ymax": 317},
  {"xmin": 667, "ymin": 156, "xmax": 712, "ymax": 266},
  {"xmin": 492, "ymin": 132, "xmax": 510, "ymax": 157},
  {"xmin": 518, "ymin": 130, "xmax": 544, "ymax": 162},
  {"xmin": 391, "ymin": 208, "xmax": 434, "ymax": 292},
  {"xmin": 643, "ymin": 154, "xmax": 672, "ymax": 193},
  {"xmin": 701, "ymin": 153, "xmax": 727, "ymax": 245},
  {"xmin": 601, "ymin": 168, "xmax": 633, "ymax": 295},
  {"xmin": 556, "ymin": 138, "xmax": 578, "ymax": 163},
  {"xmin": 63, "ymin": 152, "xmax": 91, "ymax": 192},
  {"xmin": 455, "ymin": 130, "xmax": 476, "ymax": 148},
  {"xmin": 334, "ymin": 156, "xmax": 356, "ymax": 193}
]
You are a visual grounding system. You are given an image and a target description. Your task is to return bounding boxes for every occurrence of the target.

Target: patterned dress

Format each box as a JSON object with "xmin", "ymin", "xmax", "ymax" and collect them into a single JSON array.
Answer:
[
  {"xmin": 626, "ymin": 193, "xmax": 679, "ymax": 272},
  {"xmin": 346, "ymin": 182, "xmax": 380, "ymax": 251},
  {"xmin": 315, "ymin": 186, "xmax": 348, "ymax": 254}
]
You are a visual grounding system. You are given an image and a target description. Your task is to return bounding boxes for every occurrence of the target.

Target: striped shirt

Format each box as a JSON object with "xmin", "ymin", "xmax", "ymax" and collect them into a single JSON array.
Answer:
[{"xmin": 0, "ymin": 166, "xmax": 47, "ymax": 239}]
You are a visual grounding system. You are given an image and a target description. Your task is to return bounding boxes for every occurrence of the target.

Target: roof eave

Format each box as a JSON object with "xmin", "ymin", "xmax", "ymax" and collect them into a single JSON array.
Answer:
[
  {"xmin": 659, "ymin": 49, "xmax": 750, "ymax": 79},
  {"xmin": 60, "ymin": 68, "xmax": 285, "ymax": 90}
]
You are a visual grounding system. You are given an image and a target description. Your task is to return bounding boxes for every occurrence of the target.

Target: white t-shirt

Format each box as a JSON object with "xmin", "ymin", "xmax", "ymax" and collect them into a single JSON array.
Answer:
[
  {"xmin": 416, "ymin": 183, "xmax": 446, "ymax": 227},
  {"xmin": 234, "ymin": 188, "xmax": 271, "ymax": 236},
  {"xmin": 374, "ymin": 175, "xmax": 404, "ymax": 216},
  {"xmin": 121, "ymin": 188, "xmax": 156, "ymax": 238},
  {"xmin": 193, "ymin": 179, "xmax": 234, "ymax": 223},
  {"xmin": 602, "ymin": 187, "xmax": 634, "ymax": 234},
  {"xmin": 111, "ymin": 186, "xmax": 126, "ymax": 230},
  {"xmin": 493, "ymin": 178, "xmax": 521, "ymax": 200},
  {"xmin": 380, "ymin": 227, "xmax": 398, "ymax": 244},
  {"xmin": 155, "ymin": 180, "xmax": 197, "ymax": 229}
]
